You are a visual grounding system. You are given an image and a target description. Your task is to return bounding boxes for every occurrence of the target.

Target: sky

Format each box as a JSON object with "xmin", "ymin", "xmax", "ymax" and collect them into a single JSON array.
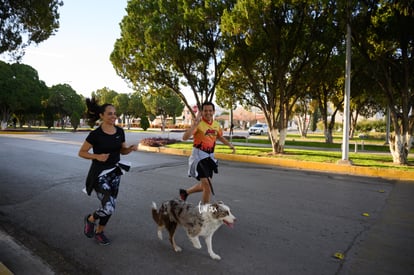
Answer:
[{"xmin": 2, "ymin": 0, "xmax": 133, "ymax": 97}]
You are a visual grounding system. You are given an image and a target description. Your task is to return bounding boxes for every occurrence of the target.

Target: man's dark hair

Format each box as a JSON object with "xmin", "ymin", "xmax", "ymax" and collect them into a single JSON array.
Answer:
[{"xmin": 201, "ymin": 101, "xmax": 215, "ymax": 111}]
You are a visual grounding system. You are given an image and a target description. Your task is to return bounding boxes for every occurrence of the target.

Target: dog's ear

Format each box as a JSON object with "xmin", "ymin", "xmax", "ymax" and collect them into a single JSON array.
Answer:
[
  {"xmin": 210, "ymin": 202, "xmax": 220, "ymax": 209},
  {"xmin": 211, "ymin": 201, "xmax": 224, "ymax": 210}
]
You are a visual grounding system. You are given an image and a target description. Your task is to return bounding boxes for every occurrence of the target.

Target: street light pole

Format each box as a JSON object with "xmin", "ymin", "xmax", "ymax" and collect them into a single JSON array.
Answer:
[{"xmin": 340, "ymin": 5, "xmax": 352, "ymax": 165}]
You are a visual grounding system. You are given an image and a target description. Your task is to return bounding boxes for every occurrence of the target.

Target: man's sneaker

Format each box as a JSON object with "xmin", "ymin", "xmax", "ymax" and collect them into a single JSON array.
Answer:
[
  {"xmin": 84, "ymin": 215, "xmax": 95, "ymax": 238},
  {"xmin": 179, "ymin": 189, "xmax": 188, "ymax": 201},
  {"xmin": 95, "ymin": 232, "xmax": 110, "ymax": 245}
]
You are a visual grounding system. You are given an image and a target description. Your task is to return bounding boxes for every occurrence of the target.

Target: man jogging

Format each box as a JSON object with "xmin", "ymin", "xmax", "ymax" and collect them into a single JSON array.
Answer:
[{"xmin": 179, "ymin": 101, "xmax": 235, "ymax": 204}]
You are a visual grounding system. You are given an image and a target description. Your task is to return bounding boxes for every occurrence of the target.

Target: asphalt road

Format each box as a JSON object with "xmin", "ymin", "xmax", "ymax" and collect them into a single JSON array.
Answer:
[{"xmin": 0, "ymin": 131, "xmax": 413, "ymax": 275}]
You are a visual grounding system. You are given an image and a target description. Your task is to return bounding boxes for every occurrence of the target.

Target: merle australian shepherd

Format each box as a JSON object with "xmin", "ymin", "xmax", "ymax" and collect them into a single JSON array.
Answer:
[{"xmin": 151, "ymin": 199, "xmax": 236, "ymax": 260}]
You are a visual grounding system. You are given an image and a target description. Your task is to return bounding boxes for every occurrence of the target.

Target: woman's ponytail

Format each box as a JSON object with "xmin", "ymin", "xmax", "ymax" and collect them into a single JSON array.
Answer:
[
  {"xmin": 85, "ymin": 97, "xmax": 114, "ymax": 124},
  {"xmin": 85, "ymin": 97, "xmax": 101, "ymax": 124}
]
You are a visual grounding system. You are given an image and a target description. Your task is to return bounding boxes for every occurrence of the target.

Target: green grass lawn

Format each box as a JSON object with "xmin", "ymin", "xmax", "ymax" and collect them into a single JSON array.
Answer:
[
  {"xmin": 232, "ymin": 137, "xmax": 390, "ymax": 152},
  {"xmin": 168, "ymin": 134, "xmax": 414, "ymax": 172},
  {"xmin": 6, "ymin": 126, "xmax": 413, "ymax": 171},
  {"xmin": 230, "ymin": 132, "xmax": 414, "ymax": 152}
]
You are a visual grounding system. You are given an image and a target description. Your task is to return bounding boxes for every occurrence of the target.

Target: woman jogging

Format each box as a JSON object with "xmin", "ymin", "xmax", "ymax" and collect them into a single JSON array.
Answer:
[{"xmin": 79, "ymin": 98, "xmax": 137, "ymax": 245}]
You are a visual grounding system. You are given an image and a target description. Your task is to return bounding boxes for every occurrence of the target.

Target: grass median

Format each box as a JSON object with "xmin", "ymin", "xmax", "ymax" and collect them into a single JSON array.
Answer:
[{"xmin": 167, "ymin": 138, "xmax": 414, "ymax": 172}]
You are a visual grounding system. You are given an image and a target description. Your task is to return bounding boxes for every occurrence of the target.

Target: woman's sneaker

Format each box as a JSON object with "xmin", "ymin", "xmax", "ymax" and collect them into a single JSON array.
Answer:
[
  {"xmin": 84, "ymin": 215, "xmax": 95, "ymax": 238},
  {"xmin": 95, "ymin": 232, "xmax": 110, "ymax": 245}
]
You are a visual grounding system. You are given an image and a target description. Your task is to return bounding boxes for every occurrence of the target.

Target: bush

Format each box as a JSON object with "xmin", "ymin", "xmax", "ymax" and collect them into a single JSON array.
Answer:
[
  {"xmin": 70, "ymin": 112, "xmax": 81, "ymax": 131},
  {"xmin": 316, "ymin": 121, "xmax": 342, "ymax": 131},
  {"xmin": 356, "ymin": 119, "xmax": 386, "ymax": 133},
  {"xmin": 140, "ymin": 116, "xmax": 150, "ymax": 130},
  {"xmin": 140, "ymin": 137, "xmax": 179, "ymax": 147}
]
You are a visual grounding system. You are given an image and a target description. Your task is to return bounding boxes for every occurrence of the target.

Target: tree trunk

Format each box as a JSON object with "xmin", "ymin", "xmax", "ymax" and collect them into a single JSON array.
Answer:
[
  {"xmin": 1, "ymin": 107, "xmax": 11, "ymax": 130},
  {"xmin": 161, "ymin": 115, "xmax": 166, "ymax": 132},
  {"xmin": 268, "ymin": 128, "xmax": 283, "ymax": 154},
  {"xmin": 349, "ymin": 111, "xmax": 359, "ymax": 139},
  {"xmin": 324, "ymin": 109, "xmax": 338, "ymax": 144},
  {"xmin": 278, "ymin": 128, "xmax": 287, "ymax": 152},
  {"xmin": 325, "ymin": 128, "xmax": 333, "ymax": 143},
  {"xmin": 389, "ymin": 133, "xmax": 412, "ymax": 165},
  {"xmin": 295, "ymin": 115, "xmax": 308, "ymax": 138}
]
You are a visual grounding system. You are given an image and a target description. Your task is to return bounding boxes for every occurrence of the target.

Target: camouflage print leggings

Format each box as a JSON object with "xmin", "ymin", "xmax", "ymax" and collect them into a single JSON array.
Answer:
[{"xmin": 93, "ymin": 171, "xmax": 121, "ymax": 226}]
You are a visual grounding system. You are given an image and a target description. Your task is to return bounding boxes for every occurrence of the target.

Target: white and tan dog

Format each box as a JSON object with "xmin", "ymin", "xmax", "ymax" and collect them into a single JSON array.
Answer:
[{"xmin": 151, "ymin": 199, "xmax": 236, "ymax": 260}]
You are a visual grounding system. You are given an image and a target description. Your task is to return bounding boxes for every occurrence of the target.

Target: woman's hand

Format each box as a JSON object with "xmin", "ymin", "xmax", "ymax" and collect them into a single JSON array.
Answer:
[
  {"xmin": 121, "ymin": 144, "xmax": 137, "ymax": 155},
  {"xmin": 95, "ymin": 153, "xmax": 109, "ymax": 162},
  {"xmin": 128, "ymin": 144, "xmax": 138, "ymax": 152}
]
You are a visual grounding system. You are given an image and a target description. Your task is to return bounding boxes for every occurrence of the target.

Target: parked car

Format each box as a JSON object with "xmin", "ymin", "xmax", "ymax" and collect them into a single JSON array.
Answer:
[{"xmin": 248, "ymin": 123, "xmax": 268, "ymax": 135}]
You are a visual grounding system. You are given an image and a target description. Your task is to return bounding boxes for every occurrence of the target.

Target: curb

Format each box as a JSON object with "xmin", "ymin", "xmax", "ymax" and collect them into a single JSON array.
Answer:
[
  {"xmin": 138, "ymin": 144, "xmax": 414, "ymax": 182},
  {"xmin": 0, "ymin": 229, "xmax": 54, "ymax": 275}
]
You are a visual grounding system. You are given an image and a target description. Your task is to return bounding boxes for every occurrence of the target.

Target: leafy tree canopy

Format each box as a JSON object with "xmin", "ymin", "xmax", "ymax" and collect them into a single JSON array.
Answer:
[
  {"xmin": 144, "ymin": 89, "xmax": 184, "ymax": 119},
  {"xmin": 0, "ymin": 61, "xmax": 48, "ymax": 127},
  {"xmin": 111, "ymin": 0, "xmax": 234, "ymax": 114},
  {"xmin": 92, "ymin": 87, "xmax": 118, "ymax": 106},
  {"xmin": 0, "ymin": 0, "xmax": 63, "ymax": 59},
  {"xmin": 48, "ymin": 83, "xmax": 83, "ymax": 118},
  {"xmin": 220, "ymin": 0, "xmax": 344, "ymax": 152}
]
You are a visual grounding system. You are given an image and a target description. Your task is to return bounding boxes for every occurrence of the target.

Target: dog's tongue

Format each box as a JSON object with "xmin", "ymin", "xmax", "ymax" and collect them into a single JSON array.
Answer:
[{"xmin": 224, "ymin": 220, "xmax": 234, "ymax": 228}]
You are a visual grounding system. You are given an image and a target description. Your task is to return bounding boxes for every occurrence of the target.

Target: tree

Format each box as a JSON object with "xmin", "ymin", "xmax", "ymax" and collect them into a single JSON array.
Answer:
[
  {"xmin": 216, "ymin": 70, "xmax": 241, "ymax": 131},
  {"xmin": 352, "ymin": 1, "xmax": 414, "ymax": 164},
  {"xmin": 0, "ymin": 60, "xmax": 17, "ymax": 129},
  {"xmin": 68, "ymin": 94, "xmax": 85, "ymax": 131},
  {"xmin": 46, "ymin": 84, "xmax": 84, "ymax": 129},
  {"xmin": 128, "ymin": 92, "xmax": 147, "ymax": 130},
  {"xmin": 143, "ymin": 89, "xmax": 184, "ymax": 131},
  {"xmin": 92, "ymin": 87, "xmax": 118, "ymax": 105},
  {"xmin": 292, "ymin": 96, "xmax": 315, "ymax": 138},
  {"xmin": 348, "ymin": 53, "xmax": 385, "ymax": 139},
  {"xmin": 113, "ymin": 93, "xmax": 130, "ymax": 127},
  {"xmin": 0, "ymin": 61, "xmax": 48, "ymax": 129},
  {"xmin": 221, "ymin": 0, "xmax": 342, "ymax": 153},
  {"xmin": 110, "ymin": 0, "xmax": 233, "ymax": 115},
  {"xmin": 140, "ymin": 116, "xmax": 150, "ymax": 131},
  {"xmin": 309, "ymin": 52, "xmax": 345, "ymax": 143},
  {"xmin": 70, "ymin": 110, "xmax": 82, "ymax": 131},
  {"xmin": 310, "ymin": 102, "xmax": 321, "ymax": 132},
  {"xmin": 0, "ymin": 0, "xmax": 63, "ymax": 59}
]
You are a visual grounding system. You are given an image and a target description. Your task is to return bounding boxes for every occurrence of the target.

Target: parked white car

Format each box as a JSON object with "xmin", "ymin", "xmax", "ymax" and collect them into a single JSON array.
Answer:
[{"xmin": 248, "ymin": 123, "xmax": 268, "ymax": 135}]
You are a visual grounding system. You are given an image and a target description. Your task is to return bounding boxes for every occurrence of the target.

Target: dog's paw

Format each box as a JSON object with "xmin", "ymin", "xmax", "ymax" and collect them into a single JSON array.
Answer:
[
  {"xmin": 190, "ymin": 237, "xmax": 202, "ymax": 249},
  {"xmin": 157, "ymin": 230, "xmax": 163, "ymax": 240},
  {"xmin": 174, "ymin": 246, "xmax": 182, "ymax": 252},
  {"xmin": 209, "ymin": 253, "xmax": 221, "ymax": 260}
]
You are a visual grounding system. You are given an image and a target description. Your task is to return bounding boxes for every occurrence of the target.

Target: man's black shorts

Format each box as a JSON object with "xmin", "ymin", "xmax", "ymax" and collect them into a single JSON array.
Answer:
[{"xmin": 196, "ymin": 157, "xmax": 218, "ymax": 180}]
